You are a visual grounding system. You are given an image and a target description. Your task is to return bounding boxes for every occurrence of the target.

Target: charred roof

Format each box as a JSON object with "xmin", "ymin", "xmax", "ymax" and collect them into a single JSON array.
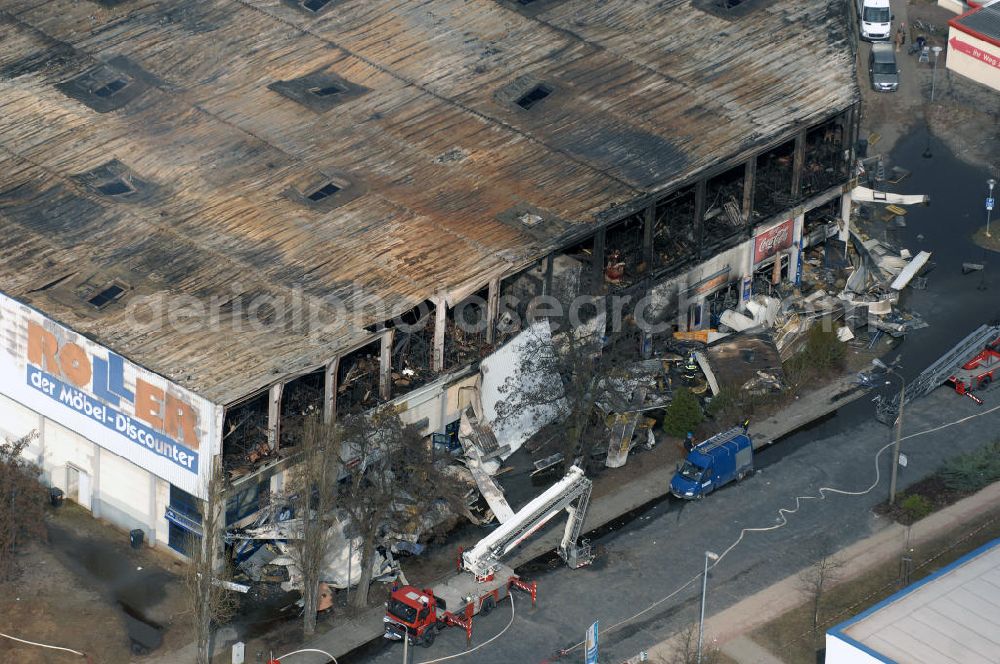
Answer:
[{"xmin": 0, "ymin": 0, "xmax": 858, "ymax": 405}]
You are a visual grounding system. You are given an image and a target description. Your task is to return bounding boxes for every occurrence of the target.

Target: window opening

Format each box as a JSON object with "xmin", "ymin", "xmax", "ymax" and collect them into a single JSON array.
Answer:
[
  {"xmin": 88, "ymin": 284, "xmax": 125, "ymax": 308},
  {"xmin": 516, "ymin": 84, "xmax": 552, "ymax": 110},
  {"xmin": 93, "ymin": 78, "xmax": 128, "ymax": 98},
  {"xmin": 303, "ymin": 0, "xmax": 332, "ymax": 11},
  {"xmin": 97, "ymin": 180, "xmax": 134, "ymax": 196},
  {"xmin": 309, "ymin": 84, "xmax": 345, "ymax": 97},
  {"xmin": 307, "ymin": 182, "xmax": 342, "ymax": 202}
]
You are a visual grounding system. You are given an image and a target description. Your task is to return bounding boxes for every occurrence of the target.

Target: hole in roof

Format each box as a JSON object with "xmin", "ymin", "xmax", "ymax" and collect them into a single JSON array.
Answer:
[
  {"xmin": 93, "ymin": 78, "xmax": 128, "ymax": 98},
  {"xmin": 516, "ymin": 84, "xmax": 552, "ymax": 110},
  {"xmin": 309, "ymin": 84, "xmax": 345, "ymax": 97},
  {"xmin": 719, "ymin": 0, "xmax": 744, "ymax": 7},
  {"xmin": 302, "ymin": 0, "xmax": 332, "ymax": 11},
  {"xmin": 97, "ymin": 179, "xmax": 134, "ymax": 196},
  {"xmin": 306, "ymin": 182, "xmax": 342, "ymax": 201},
  {"xmin": 88, "ymin": 285, "xmax": 125, "ymax": 308}
]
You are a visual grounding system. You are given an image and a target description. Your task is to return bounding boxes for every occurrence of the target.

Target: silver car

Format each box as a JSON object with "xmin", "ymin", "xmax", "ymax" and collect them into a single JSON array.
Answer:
[{"xmin": 869, "ymin": 42, "xmax": 899, "ymax": 92}]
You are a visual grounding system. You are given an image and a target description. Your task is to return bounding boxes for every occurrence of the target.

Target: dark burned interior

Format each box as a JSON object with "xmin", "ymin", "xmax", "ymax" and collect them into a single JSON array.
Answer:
[
  {"xmin": 222, "ymin": 392, "xmax": 270, "ymax": 477},
  {"xmin": 702, "ymin": 165, "xmax": 748, "ymax": 255},
  {"xmin": 653, "ymin": 186, "xmax": 698, "ymax": 272},
  {"xmin": 753, "ymin": 138, "xmax": 797, "ymax": 222},
  {"xmin": 337, "ymin": 341, "xmax": 380, "ymax": 415},
  {"xmin": 445, "ymin": 287, "xmax": 492, "ymax": 370},
  {"xmin": 280, "ymin": 369, "xmax": 325, "ymax": 447},
  {"xmin": 803, "ymin": 119, "xmax": 850, "ymax": 197},
  {"xmin": 389, "ymin": 301, "xmax": 436, "ymax": 393},
  {"xmin": 604, "ymin": 213, "xmax": 645, "ymax": 292}
]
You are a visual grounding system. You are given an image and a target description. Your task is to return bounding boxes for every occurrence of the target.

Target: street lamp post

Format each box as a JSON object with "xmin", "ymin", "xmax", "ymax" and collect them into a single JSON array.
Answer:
[
  {"xmin": 930, "ymin": 46, "xmax": 943, "ymax": 102},
  {"xmin": 698, "ymin": 551, "xmax": 720, "ymax": 664},
  {"xmin": 874, "ymin": 359, "xmax": 905, "ymax": 505},
  {"xmin": 986, "ymin": 178, "xmax": 996, "ymax": 238}
]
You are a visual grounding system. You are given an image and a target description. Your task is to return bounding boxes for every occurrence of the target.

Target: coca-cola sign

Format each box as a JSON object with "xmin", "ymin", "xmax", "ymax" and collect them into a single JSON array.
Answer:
[{"xmin": 754, "ymin": 219, "xmax": 793, "ymax": 265}]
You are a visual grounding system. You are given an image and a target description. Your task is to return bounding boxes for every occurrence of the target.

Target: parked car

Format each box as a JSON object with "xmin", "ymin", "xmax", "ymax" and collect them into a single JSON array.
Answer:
[
  {"xmin": 669, "ymin": 427, "xmax": 753, "ymax": 499},
  {"xmin": 869, "ymin": 42, "xmax": 899, "ymax": 92}
]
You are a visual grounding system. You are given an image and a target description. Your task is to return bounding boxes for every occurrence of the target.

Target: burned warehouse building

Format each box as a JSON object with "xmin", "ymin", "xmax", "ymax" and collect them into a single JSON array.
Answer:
[{"xmin": 0, "ymin": 0, "xmax": 859, "ymax": 556}]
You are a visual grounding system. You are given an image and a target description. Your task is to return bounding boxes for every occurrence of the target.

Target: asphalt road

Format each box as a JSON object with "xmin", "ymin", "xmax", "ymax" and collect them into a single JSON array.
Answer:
[{"xmin": 349, "ymin": 128, "xmax": 1000, "ymax": 664}]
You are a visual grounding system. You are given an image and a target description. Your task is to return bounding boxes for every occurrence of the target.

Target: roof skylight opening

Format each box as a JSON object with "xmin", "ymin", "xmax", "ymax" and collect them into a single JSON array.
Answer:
[
  {"xmin": 97, "ymin": 179, "xmax": 134, "ymax": 196},
  {"xmin": 306, "ymin": 182, "xmax": 342, "ymax": 202},
  {"xmin": 516, "ymin": 84, "xmax": 552, "ymax": 110},
  {"xmin": 88, "ymin": 284, "xmax": 125, "ymax": 308},
  {"xmin": 302, "ymin": 0, "xmax": 332, "ymax": 11},
  {"xmin": 93, "ymin": 78, "xmax": 128, "ymax": 98},
  {"xmin": 309, "ymin": 84, "xmax": 346, "ymax": 97}
]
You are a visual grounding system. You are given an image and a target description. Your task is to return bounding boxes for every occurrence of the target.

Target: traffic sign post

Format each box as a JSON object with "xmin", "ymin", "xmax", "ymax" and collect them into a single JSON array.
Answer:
[{"xmin": 987, "ymin": 179, "xmax": 996, "ymax": 238}]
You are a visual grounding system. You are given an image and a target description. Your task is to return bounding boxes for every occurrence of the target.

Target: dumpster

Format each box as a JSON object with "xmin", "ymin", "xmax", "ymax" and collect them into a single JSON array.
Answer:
[
  {"xmin": 49, "ymin": 487, "xmax": 64, "ymax": 507},
  {"xmin": 130, "ymin": 529, "xmax": 145, "ymax": 550}
]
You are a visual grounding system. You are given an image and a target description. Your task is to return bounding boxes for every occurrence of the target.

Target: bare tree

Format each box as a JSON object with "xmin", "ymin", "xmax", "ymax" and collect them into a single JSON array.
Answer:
[
  {"xmin": 798, "ymin": 548, "xmax": 845, "ymax": 634},
  {"xmin": 0, "ymin": 432, "xmax": 46, "ymax": 581},
  {"xmin": 493, "ymin": 318, "xmax": 639, "ymax": 466},
  {"xmin": 338, "ymin": 404, "xmax": 462, "ymax": 609},
  {"xmin": 186, "ymin": 460, "xmax": 237, "ymax": 664},
  {"xmin": 286, "ymin": 415, "xmax": 341, "ymax": 636},
  {"xmin": 656, "ymin": 623, "xmax": 722, "ymax": 664}
]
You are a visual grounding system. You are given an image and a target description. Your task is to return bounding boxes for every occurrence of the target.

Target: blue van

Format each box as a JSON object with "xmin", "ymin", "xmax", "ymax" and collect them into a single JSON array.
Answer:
[{"xmin": 670, "ymin": 427, "xmax": 753, "ymax": 499}]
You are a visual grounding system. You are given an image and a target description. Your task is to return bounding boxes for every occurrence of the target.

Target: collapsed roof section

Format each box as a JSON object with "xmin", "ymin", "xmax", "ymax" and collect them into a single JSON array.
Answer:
[{"xmin": 0, "ymin": 0, "xmax": 858, "ymax": 405}]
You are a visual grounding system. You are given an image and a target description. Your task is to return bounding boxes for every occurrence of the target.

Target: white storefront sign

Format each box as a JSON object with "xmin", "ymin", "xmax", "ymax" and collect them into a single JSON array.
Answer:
[{"xmin": 0, "ymin": 292, "xmax": 221, "ymax": 498}]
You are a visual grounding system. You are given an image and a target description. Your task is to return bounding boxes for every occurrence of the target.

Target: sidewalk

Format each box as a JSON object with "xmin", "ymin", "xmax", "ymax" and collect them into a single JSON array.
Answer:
[
  {"xmin": 300, "ymin": 374, "xmax": 868, "ymax": 659},
  {"xmin": 647, "ymin": 479, "xmax": 1000, "ymax": 663}
]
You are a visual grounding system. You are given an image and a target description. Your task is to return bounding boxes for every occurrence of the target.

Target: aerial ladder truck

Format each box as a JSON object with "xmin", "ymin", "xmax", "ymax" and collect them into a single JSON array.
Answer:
[{"xmin": 383, "ymin": 465, "xmax": 593, "ymax": 647}]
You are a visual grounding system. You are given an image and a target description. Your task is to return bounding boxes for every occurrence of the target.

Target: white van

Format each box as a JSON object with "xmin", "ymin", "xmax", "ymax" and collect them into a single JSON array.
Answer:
[{"xmin": 856, "ymin": 0, "xmax": 892, "ymax": 41}]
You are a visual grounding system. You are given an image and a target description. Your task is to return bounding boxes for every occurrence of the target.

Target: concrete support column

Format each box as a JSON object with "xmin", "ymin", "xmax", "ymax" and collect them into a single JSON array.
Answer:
[
  {"xmin": 432, "ymin": 298, "xmax": 446, "ymax": 372},
  {"xmin": 267, "ymin": 383, "xmax": 283, "ymax": 450},
  {"xmin": 840, "ymin": 191, "xmax": 853, "ymax": 241},
  {"xmin": 379, "ymin": 330, "xmax": 394, "ymax": 401},
  {"xmin": 486, "ymin": 278, "xmax": 501, "ymax": 344},
  {"xmin": 790, "ymin": 213, "xmax": 805, "ymax": 285},
  {"xmin": 323, "ymin": 357, "xmax": 338, "ymax": 424},
  {"xmin": 742, "ymin": 157, "xmax": 757, "ymax": 229}
]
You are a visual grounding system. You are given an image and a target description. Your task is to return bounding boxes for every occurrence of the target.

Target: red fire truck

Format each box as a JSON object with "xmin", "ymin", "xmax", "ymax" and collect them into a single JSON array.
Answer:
[
  {"xmin": 383, "ymin": 465, "xmax": 592, "ymax": 647},
  {"xmin": 947, "ymin": 337, "xmax": 1000, "ymax": 403}
]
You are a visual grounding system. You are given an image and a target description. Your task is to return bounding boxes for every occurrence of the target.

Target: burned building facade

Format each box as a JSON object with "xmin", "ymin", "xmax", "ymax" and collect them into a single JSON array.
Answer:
[{"xmin": 0, "ymin": 0, "xmax": 858, "ymax": 555}]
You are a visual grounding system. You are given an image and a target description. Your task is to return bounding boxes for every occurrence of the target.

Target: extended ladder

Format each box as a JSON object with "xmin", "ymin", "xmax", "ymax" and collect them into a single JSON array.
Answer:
[{"xmin": 875, "ymin": 325, "xmax": 1000, "ymax": 424}]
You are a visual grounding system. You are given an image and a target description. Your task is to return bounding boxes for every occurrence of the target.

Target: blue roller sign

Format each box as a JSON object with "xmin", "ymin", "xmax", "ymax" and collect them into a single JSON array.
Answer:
[{"xmin": 585, "ymin": 621, "xmax": 599, "ymax": 664}]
